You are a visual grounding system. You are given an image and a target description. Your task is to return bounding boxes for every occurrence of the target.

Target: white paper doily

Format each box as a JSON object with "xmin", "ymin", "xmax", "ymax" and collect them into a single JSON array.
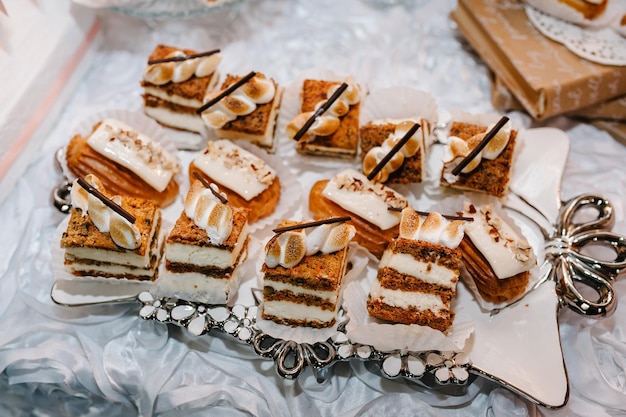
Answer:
[{"xmin": 526, "ymin": 5, "xmax": 626, "ymax": 66}]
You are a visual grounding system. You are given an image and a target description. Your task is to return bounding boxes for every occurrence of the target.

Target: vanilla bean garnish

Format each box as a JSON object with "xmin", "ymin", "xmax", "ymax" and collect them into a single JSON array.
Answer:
[
  {"xmin": 196, "ymin": 71, "xmax": 256, "ymax": 114},
  {"xmin": 367, "ymin": 122, "xmax": 420, "ymax": 181},
  {"xmin": 147, "ymin": 48, "xmax": 220, "ymax": 65},
  {"xmin": 193, "ymin": 172, "xmax": 228, "ymax": 204},
  {"xmin": 387, "ymin": 206, "xmax": 473, "ymax": 222},
  {"xmin": 293, "ymin": 82, "xmax": 349, "ymax": 141},
  {"xmin": 76, "ymin": 177, "xmax": 136, "ymax": 224},
  {"xmin": 451, "ymin": 116, "xmax": 509, "ymax": 176},
  {"xmin": 272, "ymin": 216, "xmax": 352, "ymax": 234}
]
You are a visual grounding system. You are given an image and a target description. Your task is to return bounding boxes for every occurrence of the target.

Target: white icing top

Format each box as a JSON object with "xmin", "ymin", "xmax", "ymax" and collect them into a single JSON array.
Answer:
[
  {"xmin": 184, "ymin": 181, "xmax": 233, "ymax": 245},
  {"xmin": 322, "ymin": 169, "xmax": 407, "ymax": 230},
  {"xmin": 193, "ymin": 140, "xmax": 276, "ymax": 201},
  {"xmin": 143, "ymin": 50, "xmax": 222, "ymax": 85},
  {"xmin": 70, "ymin": 176, "xmax": 141, "ymax": 250},
  {"xmin": 443, "ymin": 120, "xmax": 512, "ymax": 174},
  {"xmin": 399, "ymin": 207, "xmax": 465, "ymax": 249},
  {"xmin": 200, "ymin": 74, "xmax": 276, "ymax": 129},
  {"xmin": 265, "ymin": 222, "xmax": 355, "ymax": 268},
  {"xmin": 86, "ymin": 118, "xmax": 179, "ymax": 192},
  {"xmin": 462, "ymin": 202, "xmax": 536, "ymax": 279}
]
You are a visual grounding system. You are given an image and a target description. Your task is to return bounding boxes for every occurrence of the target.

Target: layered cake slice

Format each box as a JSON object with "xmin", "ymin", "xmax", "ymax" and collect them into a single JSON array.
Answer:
[
  {"xmin": 200, "ymin": 72, "xmax": 283, "ymax": 152},
  {"xmin": 157, "ymin": 179, "xmax": 250, "ymax": 304},
  {"xmin": 367, "ymin": 208, "xmax": 466, "ymax": 332},
  {"xmin": 60, "ymin": 175, "xmax": 163, "ymax": 281},
  {"xmin": 261, "ymin": 218, "xmax": 356, "ymax": 328},
  {"xmin": 286, "ymin": 77, "xmax": 361, "ymax": 158},
  {"xmin": 440, "ymin": 117, "xmax": 517, "ymax": 198},
  {"xmin": 189, "ymin": 139, "xmax": 281, "ymax": 224},
  {"xmin": 308, "ymin": 168, "xmax": 408, "ymax": 258},
  {"xmin": 141, "ymin": 44, "xmax": 222, "ymax": 133},
  {"xmin": 360, "ymin": 119, "xmax": 431, "ymax": 184},
  {"xmin": 459, "ymin": 201, "xmax": 536, "ymax": 303}
]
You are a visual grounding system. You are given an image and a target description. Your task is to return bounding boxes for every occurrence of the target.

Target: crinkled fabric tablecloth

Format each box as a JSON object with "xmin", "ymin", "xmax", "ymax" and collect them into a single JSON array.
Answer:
[{"xmin": 0, "ymin": 0, "xmax": 625, "ymax": 416}]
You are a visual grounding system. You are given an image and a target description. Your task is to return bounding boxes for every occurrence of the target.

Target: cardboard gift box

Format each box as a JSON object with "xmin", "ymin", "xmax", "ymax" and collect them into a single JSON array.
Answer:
[
  {"xmin": 451, "ymin": 0, "xmax": 626, "ymax": 121},
  {"xmin": 0, "ymin": 0, "xmax": 100, "ymax": 205}
]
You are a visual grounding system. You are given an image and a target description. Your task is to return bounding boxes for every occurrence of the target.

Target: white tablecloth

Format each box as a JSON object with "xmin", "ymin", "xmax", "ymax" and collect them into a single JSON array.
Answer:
[{"xmin": 1, "ymin": 0, "xmax": 625, "ymax": 416}]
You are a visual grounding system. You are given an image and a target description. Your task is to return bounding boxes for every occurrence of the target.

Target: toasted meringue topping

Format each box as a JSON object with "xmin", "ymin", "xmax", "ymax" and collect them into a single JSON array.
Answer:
[
  {"xmin": 362, "ymin": 120, "xmax": 423, "ymax": 182},
  {"xmin": 322, "ymin": 169, "xmax": 407, "ymax": 230},
  {"xmin": 185, "ymin": 181, "xmax": 233, "ymax": 244},
  {"xmin": 444, "ymin": 120, "xmax": 511, "ymax": 174},
  {"xmin": 71, "ymin": 176, "xmax": 141, "ymax": 250},
  {"xmin": 143, "ymin": 50, "xmax": 222, "ymax": 85},
  {"xmin": 462, "ymin": 202, "xmax": 536, "ymax": 279},
  {"xmin": 87, "ymin": 118, "xmax": 179, "ymax": 192},
  {"xmin": 399, "ymin": 208, "xmax": 465, "ymax": 248},
  {"xmin": 285, "ymin": 76, "xmax": 361, "ymax": 141},
  {"xmin": 201, "ymin": 73, "xmax": 276, "ymax": 129},
  {"xmin": 265, "ymin": 221, "xmax": 355, "ymax": 268},
  {"xmin": 193, "ymin": 139, "xmax": 276, "ymax": 201}
]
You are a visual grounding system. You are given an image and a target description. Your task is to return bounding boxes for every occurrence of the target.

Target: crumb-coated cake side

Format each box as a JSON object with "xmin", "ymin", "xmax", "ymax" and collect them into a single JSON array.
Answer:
[
  {"xmin": 261, "ymin": 218, "xmax": 356, "ymax": 328},
  {"xmin": 440, "ymin": 120, "xmax": 517, "ymax": 198},
  {"xmin": 60, "ymin": 175, "xmax": 163, "ymax": 281},
  {"xmin": 367, "ymin": 208, "xmax": 466, "ymax": 332},
  {"xmin": 141, "ymin": 44, "xmax": 222, "ymax": 133}
]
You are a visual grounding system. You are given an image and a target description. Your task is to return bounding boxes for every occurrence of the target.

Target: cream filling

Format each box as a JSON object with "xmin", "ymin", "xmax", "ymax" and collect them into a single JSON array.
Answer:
[
  {"xmin": 380, "ymin": 251, "xmax": 457, "ymax": 290},
  {"xmin": 144, "ymin": 106, "xmax": 205, "ymax": 133},
  {"xmin": 144, "ymin": 86, "xmax": 203, "ymax": 108},
  {"xmin": 264, "ymin": 279, "xmax": 338, "ymax": 303},
  {"xmin": 66, "ymin": 261, "xmax": 156, "ymax": 276},
  {"xmin": 64, "ymin": 212, "xmax": 161, "ymax": 268},
  {"xmin": 156, "ymin": 269, "xmax": 240, "ymax": 305},
  {"xmin": 165, "ymin": 222, "xmax": 248, "ymax": 269},
  {"xmin": 263, "ymin": 300, "xmax": 337, "ymax": 323},
  {"xmin": 369, "ymin": 280, "xmax": 447, "ymax": 312}
]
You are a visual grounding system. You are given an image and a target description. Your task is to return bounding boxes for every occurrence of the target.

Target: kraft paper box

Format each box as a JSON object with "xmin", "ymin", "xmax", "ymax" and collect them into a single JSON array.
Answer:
[{"xmin": 451, "ymin": 0, "xmax": 626, "ymax": 121}]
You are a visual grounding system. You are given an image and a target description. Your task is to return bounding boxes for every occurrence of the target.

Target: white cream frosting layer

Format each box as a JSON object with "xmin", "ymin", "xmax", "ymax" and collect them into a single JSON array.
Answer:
[
  {"xmin": 263, "ymin": 301, "xmax": 337, "ymax": 324},
  {"xmin": 193, "ymin": 139, "xmax": 276, "ymax": 201},
  {"xmin": 87, "ymin": 118, "xmax": 179, "ymax": 192},
  {"xmin": 143, "ymin": 106, "xmax": 205, "ymax": 133},
  {"xmin": 156, "ymin": 270, "xmax": 238, "ymax": 305},
  {"xmin": 264, "ymin": 279, "xmax": 338, "ymax": 303},
  {"xmin": 369, "ymin": 280, "xmax": 446, "ymax": 312},
  {"xmin": 462, "ymin": 202, "xmax": 536, "ymax": 279},
  {"xmin": 322, "ymin": 169, "xmax": 407, "ymax": 230},
  {"xmin": 379, "ymin": 250, "xmax": 457, "ymax": 290}
]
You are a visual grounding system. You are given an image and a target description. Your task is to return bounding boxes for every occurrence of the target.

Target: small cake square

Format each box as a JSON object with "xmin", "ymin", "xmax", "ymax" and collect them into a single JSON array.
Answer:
[
  {"xmin": 200, "ymin": 72, "xmax": 283, "ymax": 152},
  {"xmin": 157, "ymin": 180, "xmax": 250, "ymax": 304},
  {"xmin": 60, "ymin": 175, "xmax": 163, "ymax": 281},
  {"xmin": 261, "ymin": 219, "xmax": 355, "ymax": 328},
  {"xmin": 141, "ymin": 44, "xmax": 222, "ymax": 133},
  {"xmin": 360, "ymin": 119, "xmax": 431, "ymax": 184},
  {"xmin": 440, "ymin": 119, "xmax": 517, "ymax": 198},
  {"xmin": 367, "ymin": 208, "xmax": 465, "ymax": 332},
  {"xmin": 286, "ymin": 78, "xmax": 361, "ymax": 158}
]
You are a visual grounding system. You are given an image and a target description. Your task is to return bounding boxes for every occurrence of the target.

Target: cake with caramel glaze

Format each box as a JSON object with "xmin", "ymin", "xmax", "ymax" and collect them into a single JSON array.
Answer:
[
  {"xmin": 141, "ymin": 44, "xmax": 222, "ymax": 133},
  {"xmin": 188, "ymin": 139, "xmax": 280, "ymax": 224},
  {"xmin": 440, "ymin": 120, "xmax": 517, "ymax": 198},
  {"xmin": 261, "ymin": 219, "xmax": 355, "ymax": 328},
  {"xmin": 367, "ymin": 208, "xmax": 466, "ymax": 332},
  {"xmin": 308, "ymin": 168, "xmax": 408, "ymax": 258},
  {"xmin": 286, "ymin": 77, "xmax": 361, "ymax": 158},
  {"xmin": 200, "ymin": 72, "xmax": 282, "ymax": 152},
  {"xmin": 156, "ymin": 180, "xmax": 250, "ymax": 304},
  {"xmin": 459, "ymin": 202, "xmax": 536, "ymax": 304},
  {"xmin": 60, "ymin": 175, "xmax": 163, "ymax": 281}
]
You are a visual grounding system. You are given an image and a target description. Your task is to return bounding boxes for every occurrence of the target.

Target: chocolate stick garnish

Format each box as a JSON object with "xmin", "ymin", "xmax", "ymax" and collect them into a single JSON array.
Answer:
[
  {"xmin": 147, "ymin": 48, "xmax": 221, "ymax": 65},
  {"xmin": 193, "ymin": 172, "xmax": 228, "ymax": 204},
  {"xmin": 451, "ymin": 115, "xmax": 510, "ymax": 176},
  {"xmin": 196, "ymin": 71, "xmax": 256, "ymax": 114},
  {"xmin": 388, "ymin": 206, "xmax": 474, "ymax": 222},
  {"xmin": 76, "ymin": 177, "xmax": 136, "ymax": 224},
  {"xmin": 272, "ymin": 216, "xmax": 352, "ymax": 234},
  {"xmin": 293, "ymin": 82, "xmax": 349, "ymax": 141},
  {"xmin": 366, "ymin": 122, "xmax": 421, "ymax": 181}
]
